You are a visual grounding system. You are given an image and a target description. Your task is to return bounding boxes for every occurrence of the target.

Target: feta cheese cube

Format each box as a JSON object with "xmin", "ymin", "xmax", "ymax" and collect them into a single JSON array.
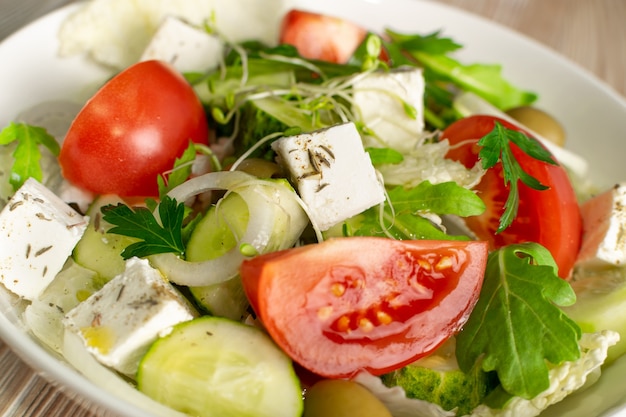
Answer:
[
  {"xmin": 140, "ymin": 16, "xmax": 224, "ymax": 73},
  {"xmin": 63, "ymin": 257, "xmax": 197, "ymax": 377},
  {"xmin": 272, "ymin": 122, "xmax": 385, "ymax": 231},
  {"xmin": 577, "ymin": 183, "xmax": 626, "ymax": 267},
  {"xmin": 0, "ymin": 178, "xmax": 88, "ymax": 300},
  {"xmin": 352, "ymin": 67, "xmax": 425, "ymax": 153}
]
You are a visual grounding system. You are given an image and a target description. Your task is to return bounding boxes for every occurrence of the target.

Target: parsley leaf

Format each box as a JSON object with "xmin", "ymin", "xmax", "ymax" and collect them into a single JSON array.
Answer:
[
  {"xmin": 478, "ymin": 122, "xmax": 557, "ymax": 232},
  {"xmin": 0, "ymin": 122, "xmax": 60, "ymax": 191},
  {"xmin": 102, "ymin": 196, "xmax": 186, "ymax": 259},
  {"xmin": 456, "ymin": 243, "xmax": 581, "ymax": 400}
]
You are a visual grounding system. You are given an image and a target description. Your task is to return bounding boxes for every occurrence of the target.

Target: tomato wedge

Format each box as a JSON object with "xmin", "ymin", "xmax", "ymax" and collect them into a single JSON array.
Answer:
[
  {"xmin": 279, "ymin": 9, "xmax": 367, "ymax": 63},
  {"xmin": 240, "ymin": 237, "xmax": 488, "ymax": 378},
  {"xmin": 59, "ymin": 60, "xmax": 209, "ymax": 197},
  {"xmin": 443, "ymin": 115, "xmax": 581, "ymax": 278}
]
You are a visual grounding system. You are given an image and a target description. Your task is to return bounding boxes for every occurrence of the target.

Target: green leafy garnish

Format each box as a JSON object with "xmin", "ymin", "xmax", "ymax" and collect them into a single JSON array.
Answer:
[
  {"xmin": 102, "ymin": 196, "xmax": 186, "ymax": 259},
  {"xmin": 478, "ymin": 122, "xmax": 557, "ymax": 232},
  {"xmin": 384, "ymin": 29, "xmax": 537, "ymax": 113},
  {"xmin": 384, "ymin": 29, "xmax": 462, "ymax": 55},
  {"xmin": 0, "ymin": 122, "xmax": 60, "ymax": 191},
  {"xmin": 456, "ymin": 243, "xmax": 581, "ymax": 401},
  {"xmin": 365, "ymin": 147, "xmax": 404, "ymax": 165},
  {"xmin": 335, "ymin": 180, "xmax": 485, "ymax": 240},
  {"xmin": 388, "ymin": 180, "xmax": 486, "ymax": 217},
  {"xmin": 157, "ymin": 141, "xmax": 197, "ymax": 198}
]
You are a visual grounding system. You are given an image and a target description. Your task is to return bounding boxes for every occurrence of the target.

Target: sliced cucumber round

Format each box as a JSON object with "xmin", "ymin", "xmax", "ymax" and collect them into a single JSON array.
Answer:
[
  {"xmin": 565, "ymin": 266, "xmax": 626, "ymax": 364},
  {"xmin": 72, "ymin": 195, "xmax": 137, "ymax": 281},
  {"xmin": 187, "ymin": 191, "xmax": 248, "ymax": 261},
  {"xmin": 137, "ymin": 316, "xmax": 303, "ymax": 417},
  {"xmin": 187, "ymin": 192, "xmax": 250, "ymax": 319}
]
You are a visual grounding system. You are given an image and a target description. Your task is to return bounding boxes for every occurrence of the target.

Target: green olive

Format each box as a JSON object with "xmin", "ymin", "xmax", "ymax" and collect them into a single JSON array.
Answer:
[
  {"xmin": 234, "ymin": 158, "xmax": 283, "ymax": 178},
  {"xmin": 506, "ymin": 106, "xmax": 566, "ymax": 147},
  {"xmin": 303, "ymin": 379, "xmax": 392, "ymax": 417}
]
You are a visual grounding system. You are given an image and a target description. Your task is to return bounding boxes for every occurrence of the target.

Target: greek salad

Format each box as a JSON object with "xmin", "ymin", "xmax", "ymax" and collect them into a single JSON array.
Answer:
[{"xmin": 1, "ymin": 1, "xmax": 625, "ymax": 417}]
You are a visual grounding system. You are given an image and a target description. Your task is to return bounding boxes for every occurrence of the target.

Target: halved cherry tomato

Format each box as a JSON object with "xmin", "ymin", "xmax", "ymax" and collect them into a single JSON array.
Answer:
[
  {"xmin": 443, "ymin": 115, "xmax": 581, "ymax": 278},
  {"xmin": 59, "ymin": 60, "xmax": 209, "ymax": 197},
  {"xmin": 240, "ymin": 237, "xmax": 488, "ymax": 378},
  {"xmin": 279, "ymin": 9, "xmax": 367, "ymax": 63}
]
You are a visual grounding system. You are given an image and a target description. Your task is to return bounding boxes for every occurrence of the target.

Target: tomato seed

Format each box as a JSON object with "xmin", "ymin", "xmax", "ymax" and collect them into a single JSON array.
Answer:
[
  {"xmin": 359, "ymin": 318, "xmax": 374, "ymax": 332},
  {"xmin": 376, "ymin": 311, "xmax": 392, "ymax": 325},
  {"xmin": 331, "ymin": 283, "xmax": 346, "ymax": 297},
  {"xmin": 435, "ymin": 256, "xmax": 453, "ymax": 271}
]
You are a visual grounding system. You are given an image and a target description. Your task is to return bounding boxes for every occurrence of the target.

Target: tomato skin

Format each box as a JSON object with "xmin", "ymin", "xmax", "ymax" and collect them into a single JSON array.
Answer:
[
  {"xmin": 59, "ymin": 60, "xmax": 209, "ymax": 197},
  {"xmin": 279, "ymin": 9, "xmax": 367, "ymax": 63},
  {"xmin": 443, "ymin": 115, "xmax": 581, "ymax": 278},
  {"xmin": 240, "ymin": 237, "xmax": 488, "ymax": 378}
]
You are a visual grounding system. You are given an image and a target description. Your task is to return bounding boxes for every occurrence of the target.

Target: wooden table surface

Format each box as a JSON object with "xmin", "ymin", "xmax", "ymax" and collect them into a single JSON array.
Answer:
[{"xmin": 0, "ymin": 0, "xmax": 625, "ymax": 416}]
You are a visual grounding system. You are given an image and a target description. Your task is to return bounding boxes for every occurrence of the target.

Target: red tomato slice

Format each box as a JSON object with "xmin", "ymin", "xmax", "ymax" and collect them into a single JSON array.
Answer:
[
  {"xmin": 279, "ymin": 9, "xmax": 367, "ymax": 63},
  {"xmin": 59, "ymin": 60, "xmax": 209, "ymax": 197},
  {"xmin": 240, "ymin": 237, "xmax": 488, "ymax": 378},
  {"xmin": 443, "ymin": 115, "xmax": 581, "ymax": 278}
]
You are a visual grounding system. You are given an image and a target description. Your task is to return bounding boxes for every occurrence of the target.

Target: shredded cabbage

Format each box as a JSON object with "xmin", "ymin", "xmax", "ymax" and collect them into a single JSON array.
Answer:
[{"xmin": 355, "ymin": 330, "xmax": 619, "ymax": 417}]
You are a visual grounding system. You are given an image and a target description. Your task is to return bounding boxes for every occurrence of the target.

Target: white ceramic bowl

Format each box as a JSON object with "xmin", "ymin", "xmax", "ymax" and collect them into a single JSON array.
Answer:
[{"xmin": 1, "ymin": 1, "xmax": 626, "ymax": 416}]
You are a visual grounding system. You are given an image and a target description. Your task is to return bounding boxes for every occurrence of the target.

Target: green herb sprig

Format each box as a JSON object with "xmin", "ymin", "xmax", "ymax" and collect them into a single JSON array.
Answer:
[
  {"xmin": 0, "ymin": 122, "xmax": 60, "ymax": 191},
  {"xmin": 478, "ymin": 122, "xmax": 557, "ymax": 233},
  {"xmin": 102, "ymin": 196, "xmax": 186, "ymax": 260}
]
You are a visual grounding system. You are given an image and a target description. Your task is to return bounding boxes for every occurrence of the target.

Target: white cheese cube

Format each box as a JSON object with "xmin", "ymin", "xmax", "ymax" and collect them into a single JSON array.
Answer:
[
  {"xmin": 272, "ymin": 122, "xmax": 385, "ymax": 231},
  {"xmin": 577, "ymin": 183, "xmax": 626, "ymax": 267},
  {"xmin": 352, "ymin": 67, "xmax": 425, "ymax": 153},
  {"xmin": 63, "ymin": 257, "xmax": 197, "ymax": 377},
  {"xmin": 140, "ymin": 16, "xmax": 224, "ymax": 73},
  {"xmin": 0, "ymin": 178, "xmax": 88, "ymax": 300}
]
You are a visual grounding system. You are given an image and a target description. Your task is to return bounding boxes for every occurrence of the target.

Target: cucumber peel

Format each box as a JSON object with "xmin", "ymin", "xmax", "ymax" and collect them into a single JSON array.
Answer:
[{"xmin": 137, "ymin": 316, "xmax": 303, "ymax": 417}]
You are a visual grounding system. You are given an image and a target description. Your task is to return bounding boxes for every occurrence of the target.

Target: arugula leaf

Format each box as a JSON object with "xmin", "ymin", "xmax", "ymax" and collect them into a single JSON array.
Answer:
[
  {"xmin": 456, "ymin": 243, "xmax": 581, "ymax": 400},
  {"xmin": 338, "ymin": 180, "xmax": 485, "ymax": 240},
  {"xmin": 102, "ymin": 196, "xmax": 186, "ymax": 259},
  {"xmin": 157, "ymin": 141, "xmax": 196, "ymax": 198},
  {"xmin": 0, "ymin": 122, "xmax": 60, "ymax": 191},
  {"xmin": 384, "ymin": 29, "xmax": 463, "ymax": 55},
  {"xmin": 365, "ymin": 147, "xmax": 404, "ymax": 165},
  {"xmin": 478, "ymin": 122, "xmax": 556, "ymax": 232},
  {"xmin": 388, "ymin": 180, "xmax": 486, "ymax": 217},
  {"xmin": 385, "ymin": 29, "xmax": 537, "ymax": 111}
]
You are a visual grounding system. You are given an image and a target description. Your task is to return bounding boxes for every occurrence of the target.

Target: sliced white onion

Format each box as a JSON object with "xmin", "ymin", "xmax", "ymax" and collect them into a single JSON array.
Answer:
[{"xmin": 150, "ymin": 171, "xmax": 305, "ymax": 287}]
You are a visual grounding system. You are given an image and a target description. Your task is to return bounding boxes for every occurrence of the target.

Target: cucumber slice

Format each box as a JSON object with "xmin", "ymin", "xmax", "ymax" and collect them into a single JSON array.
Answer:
[
  {"xmin": 187, "ymin": 191, "xmax": 248, "ymax": 261},
  {"xmin": 73, "ymin": 195, "xmax": 137, "ymax": 281},
  {"xmin": 564, "ymin": 266, "xmax": 626, "ymax": 364},
  {"xmin": 190, "ymin": 277, "xmax": 249, "ymax": 321},
  {"xmin": 187, "ymin": 192, "xmax": 250, "ymax": 319},
  {"xmin": 137, "ymin": 316, "xmax": 303, "ymax": 417}
]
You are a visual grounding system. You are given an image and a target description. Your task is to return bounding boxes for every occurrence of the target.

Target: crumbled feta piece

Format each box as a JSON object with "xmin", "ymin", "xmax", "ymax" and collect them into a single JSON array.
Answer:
[
  {"xmin": 272, "ymin": 122, "xmax": 385, "ymax": 231},
  {"xmin": 63, "ymin": 257, "xmax": 197, "ymax": 377},
  {"xmin": 352, "ymin": 67, "xmax": 425, "ymax": 153},
  {"xmin": 0, "ymin": 178, "xmax": 88, "ymax": 300},
  {"xmin": 577, "ymin": 183, "xmax": 626, "ymax": 267},
  {"xmin": 139, "ymin": 16, "xmax": 224, "ymax": 73}
]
